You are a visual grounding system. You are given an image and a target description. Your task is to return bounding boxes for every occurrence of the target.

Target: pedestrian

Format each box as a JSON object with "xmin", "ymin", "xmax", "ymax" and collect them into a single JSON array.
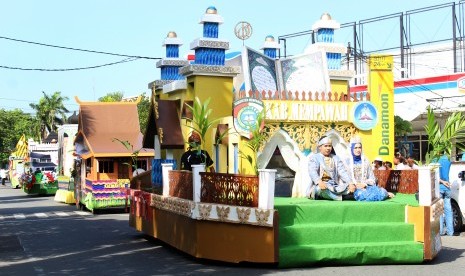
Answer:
[
  {"xmin": 436, "ymin": 151, "xmax": 455, "ymax": 236},
  {"xmin": 0, "ymin": 168, "xmax": 6, "ymax": 185}
]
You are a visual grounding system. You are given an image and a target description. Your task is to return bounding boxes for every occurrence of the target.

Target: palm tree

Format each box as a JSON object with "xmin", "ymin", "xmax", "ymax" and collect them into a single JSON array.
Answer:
[
  {"xmin": 30, "ymin": 91, "xmax": 69, "ymax": 141},
  {"xmin": 424, "ymin": 106, "xmax": 465, "ymax": 163}
]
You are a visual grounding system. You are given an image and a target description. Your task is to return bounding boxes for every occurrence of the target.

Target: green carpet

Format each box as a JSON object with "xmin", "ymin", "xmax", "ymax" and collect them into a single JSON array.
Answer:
[{"xmin": 275, "ymin": 194, "xmax": 425, "ymax": 267}]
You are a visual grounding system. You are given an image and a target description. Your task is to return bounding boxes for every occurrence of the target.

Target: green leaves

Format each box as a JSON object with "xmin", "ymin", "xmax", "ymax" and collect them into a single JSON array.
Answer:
[
  {"xmin": 112, "ymin": 138, "xmax": 142, "ymax": 173},
  {"xmin": 424, "ymin": 106, "xmax": 465, "ymax": 163},
  {"xmin": 29, "ymin": 91, "xmax": 69, "ymax": 141},
  {"xmin": 394, "ymin": 115, "xmax": 412, "ymax": 136},
  {"xmin": 185, "ymin": 97, "xmax": 221, "ymax": 141}
]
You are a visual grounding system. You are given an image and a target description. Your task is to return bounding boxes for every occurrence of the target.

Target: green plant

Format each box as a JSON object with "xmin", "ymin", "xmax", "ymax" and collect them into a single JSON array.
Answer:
[
  {"xmin": 424, "ymin": 106, "xmax": 465, "ymax": 164},
  {"xmin": 185, "ymin": 97, "xmax": 223, "ymax": 168},
  {"xmin": 239, "ymin": 108, "xmax": 266, "ymax": 175},
  {"xmin": 112, "ymin": 138, "xmax": 143, "ymax": 176}
]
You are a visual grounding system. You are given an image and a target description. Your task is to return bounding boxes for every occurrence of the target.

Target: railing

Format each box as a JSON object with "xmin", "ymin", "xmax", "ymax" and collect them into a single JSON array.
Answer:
[
  {"xmin": 374, "ymin": 169, "xmax": 419, "ymax": 194},
  {"xmin": 235, "ymin": 90, "xmax": 370, "ymax": 102},
  {"xmin": 168, "ymin": 170, "xmax": 193, "ymax": 200},
  {"xmin": 160, "ymin": 164, "xmax": 276, "ymax": 209},
  {"xmin": 200, "ymin": 172, "xmax": 259, "ymax": 207}
]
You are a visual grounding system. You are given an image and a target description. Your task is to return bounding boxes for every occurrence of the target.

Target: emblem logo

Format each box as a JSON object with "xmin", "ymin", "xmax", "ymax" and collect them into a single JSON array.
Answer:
[
  {"xmin": 352, "ymin": 101, "xmax": 378, "ymax": 131},
  {"xmin": 234, "ymin": 21, "xmax": 253, "ymax": 41},
  {"xmin": 233, "ymin": 97, "xmax": 263, "ymax": 138}
]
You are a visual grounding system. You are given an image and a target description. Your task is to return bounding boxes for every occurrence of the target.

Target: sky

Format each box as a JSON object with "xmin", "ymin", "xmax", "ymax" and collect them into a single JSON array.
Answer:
[{"xmin": 0, "ymin": 0, "xmax": 453, "ymax": 115}]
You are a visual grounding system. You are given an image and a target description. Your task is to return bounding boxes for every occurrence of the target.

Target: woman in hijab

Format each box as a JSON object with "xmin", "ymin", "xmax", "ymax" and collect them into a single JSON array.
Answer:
[{"xmin": 345, "ymin": 138, "xmax": 395, "ymax": 201}]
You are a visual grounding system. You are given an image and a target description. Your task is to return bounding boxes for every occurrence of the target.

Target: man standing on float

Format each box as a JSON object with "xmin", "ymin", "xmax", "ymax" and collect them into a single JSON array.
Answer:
[{"xmin": 308, "ymin": 136, "xmax": 355, "ymax": 200}]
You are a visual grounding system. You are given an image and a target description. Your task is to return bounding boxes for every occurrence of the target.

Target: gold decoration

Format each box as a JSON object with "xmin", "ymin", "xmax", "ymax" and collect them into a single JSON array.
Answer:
[
  {"xmin": 199, "ymin": 204, "xmax": 212, "ymax": 220},
  {"xmin": 255, "ymin": 209, "xmax": 271, "ymax": 226},
  {"xmin": 167, "ymin": 31, "xmax": 177, "ymax": 38},
  {"xmin": 236, "ymin": 207, "xmax": 251, "ymax": 223},
  {"xmin": 262, "ymin": 123, "xmax": 356, "ymax": 152},
  {"xmin": 216, "ymin": 206, "xmax": 230, "ymax": 221},
  {"xmin": 158, "ymin": 127, "xmax": 163, "ymax": 144},
  {"xmin": 154, "ymin": 101, "xmax": 159, "ymax": 119}
]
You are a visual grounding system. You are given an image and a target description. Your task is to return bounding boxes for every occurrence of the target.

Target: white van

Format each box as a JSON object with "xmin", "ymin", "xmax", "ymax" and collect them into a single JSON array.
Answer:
[{"xmin": 448, "ymin": 162, "xmax": 465, "ymax": 232}]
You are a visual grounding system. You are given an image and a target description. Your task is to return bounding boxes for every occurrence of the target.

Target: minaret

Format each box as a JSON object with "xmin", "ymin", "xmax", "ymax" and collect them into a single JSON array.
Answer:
[
  {"xmin": 149, "ymin": 32, "xmax": 189, "ymax": 93},
  {"xmin": 158, "ymin": 31, "xmax": 188, "ymax": 81},
  {"xmin": 260, "ymin": 35, "xmax": 281, "ymax": 59},
  {"xmin": 178, "ymin": 6, "xmax": 240, "ymax": 166},
  {"xmin": 311, "ymin": 13, "xmax": 341, "ymax": 70},
  {"xmin": 305, "ymin": 13, "xmax": 354, "ymax": 84},
  {"xmin": 190, "ymin": 6, "xmax": 228, "ymax": 66}
]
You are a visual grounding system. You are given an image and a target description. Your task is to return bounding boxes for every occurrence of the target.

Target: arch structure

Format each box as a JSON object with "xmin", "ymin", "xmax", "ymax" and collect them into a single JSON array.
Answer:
[{"xmin": 257, "ymin": 129, "xmax": 350, "ymax": 198}]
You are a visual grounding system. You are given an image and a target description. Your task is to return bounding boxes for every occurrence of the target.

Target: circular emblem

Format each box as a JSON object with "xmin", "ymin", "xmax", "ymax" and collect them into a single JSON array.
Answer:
[
  {"xmin": 234, "ymin": 21, "xmax": 253, "ymax": 41},
  {"xmin": 233, "ymin": 98, "xmax": 263, "ymax": 138},
  {"xmin": 237, "ymin": 106, "xmax": 260, "ymax": 131},
  {"xmin": 352, "ymin": 101, "xmax": 378, "ymax": 131}
]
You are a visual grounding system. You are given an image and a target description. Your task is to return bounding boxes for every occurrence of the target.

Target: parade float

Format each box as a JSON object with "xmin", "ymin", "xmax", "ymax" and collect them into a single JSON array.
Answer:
[
  {"xmin": 54, "ymin": 112, "xmax": 79, "ymax": 204},
  {"xmin": 73, "ymin": 97, "xmax": 154, "ymax": 213},
  {"xmin": 8, "ymin": 134, "xmax": 28, "ymax": 189},
  {"xmin": 128, "ymin": 7, "xmax": 442, "ymax": 267},
  {"xmin": 21, "ymin": 137, "xmax": 59, "ymax": 195},
  {"xmin": 9, "ymin": 134, "xmax": 60, "ymax": 195}
]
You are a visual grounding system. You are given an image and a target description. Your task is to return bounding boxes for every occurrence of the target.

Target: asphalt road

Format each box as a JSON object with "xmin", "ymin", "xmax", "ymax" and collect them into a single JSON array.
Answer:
[{"xmin": 1, "ymin": 180, "xmax": 465, "ymax": 275}]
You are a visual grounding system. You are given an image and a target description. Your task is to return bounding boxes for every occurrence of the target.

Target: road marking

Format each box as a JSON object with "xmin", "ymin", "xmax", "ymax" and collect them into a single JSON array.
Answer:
[
  {"xmin": 0, "ymin": 210, "xmax": 94, "ymax": 221},
  {"xmin": 74, "ymin": 211, "xmax": 92, "ymax": 216},
  {"xmin": 14, "ymin": 214, "xmax": 26, "ymax": 219},
  {"xmin": 54, "ymin": 211, "xmax": 70, "ymax": 217},
  {"xmin": 34, "ymin": 213, "xmax": 48, "ymax": 218}
]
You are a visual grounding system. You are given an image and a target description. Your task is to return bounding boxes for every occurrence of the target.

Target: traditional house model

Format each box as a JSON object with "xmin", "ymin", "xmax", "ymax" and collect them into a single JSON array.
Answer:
[{"xmin": 73, "ymin": 97, "xmax": 154, "ymax": 212}]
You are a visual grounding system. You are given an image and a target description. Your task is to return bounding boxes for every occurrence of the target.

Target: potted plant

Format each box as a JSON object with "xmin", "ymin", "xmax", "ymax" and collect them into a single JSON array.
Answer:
[
  {"xmin": 419, "ymin": 106, "xmax": 465, "ymax": 205},
  {"xmin": 185, "ymin": 97, "xmax": 227, "ymax": 172},
  {"xmin": 424, "ymin": 106, "xmax": 465, "ymax": 164}
]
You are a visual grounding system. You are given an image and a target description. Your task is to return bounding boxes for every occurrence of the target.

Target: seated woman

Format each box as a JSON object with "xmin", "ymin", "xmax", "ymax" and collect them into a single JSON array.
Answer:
[{"xmin": 345, "ymin": 138, "xmax": 395, "ymax": 201}]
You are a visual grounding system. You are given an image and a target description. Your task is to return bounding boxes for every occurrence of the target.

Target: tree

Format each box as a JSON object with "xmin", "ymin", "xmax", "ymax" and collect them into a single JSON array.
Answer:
[
  {"xmin": 394, "ymin": 115, "xmax": 412, "ymax": 137},
  {"xmin": 98, "ymin": 92, "xmax": 124, "ymax": 102},
  {"xmin": 0, "ymin": 109, "xmax": 37, "ymax": 166},
  {"xmin": 394, "ymin": 115, "xmax": 413, "ymax": 156},
  {"xmin": 29, "ymin": 91, "xmax": 69, "ymax": 141},
  {"xmin": 137, "ymin": 94, "xmax": 150, "ymax": 134}
]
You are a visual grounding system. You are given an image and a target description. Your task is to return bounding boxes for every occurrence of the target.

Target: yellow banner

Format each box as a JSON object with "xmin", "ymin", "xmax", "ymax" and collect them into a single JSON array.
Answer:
[{"xmin": 366, "ymin": 55, "xmax": 394, "ymax": 162}]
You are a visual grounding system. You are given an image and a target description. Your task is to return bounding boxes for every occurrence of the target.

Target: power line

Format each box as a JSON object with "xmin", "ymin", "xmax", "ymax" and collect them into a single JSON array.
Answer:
[
  {"xmin": 0, "ymin": 57, "xmax": 140, "ymax": 71},
  {"xmin": 0, "ymin": 35, "xmax": 161, "ymax": 60}
]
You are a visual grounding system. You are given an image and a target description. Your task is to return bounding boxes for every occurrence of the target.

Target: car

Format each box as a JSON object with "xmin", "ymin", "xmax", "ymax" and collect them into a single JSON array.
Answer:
[{"xmin": 448, "ymin": 163, "xmax": 465, "ymax": 233}]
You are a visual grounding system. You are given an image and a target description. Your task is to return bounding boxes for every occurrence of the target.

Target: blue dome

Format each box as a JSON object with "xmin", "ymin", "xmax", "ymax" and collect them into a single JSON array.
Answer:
[
  {"xmin": 206, "ymin": 6, "xmax": 217, "ymax": 14},
  {"xmin": 265, "ymin": 35, "xmax": 275, "ymax": 42}
]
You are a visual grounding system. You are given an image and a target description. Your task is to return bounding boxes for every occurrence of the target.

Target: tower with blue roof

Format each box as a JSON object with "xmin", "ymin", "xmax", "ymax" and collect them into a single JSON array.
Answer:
[
  {"xmin": 305, "ymin": 13, "xmax": 354, "ymax": 83},
  {"xmin": 149, "ymin": 31, "xmax": 189, "ymax": 92},
  {"xmin": 261, "ymin": 35, "xmax": 281, "ymax": 59},
  {"xmin": 190, "ymin": 6, "xmax": 228, "ymax": 66}
]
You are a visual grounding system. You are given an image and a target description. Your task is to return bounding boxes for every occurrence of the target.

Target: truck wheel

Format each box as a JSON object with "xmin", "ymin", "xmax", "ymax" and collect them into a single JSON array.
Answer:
[{"xmin": 452, "ymin": 200, "xmax": 463, "ymax": 233}]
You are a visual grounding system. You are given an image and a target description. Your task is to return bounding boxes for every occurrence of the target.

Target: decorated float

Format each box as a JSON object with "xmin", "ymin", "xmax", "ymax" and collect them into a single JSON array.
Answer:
[
  {"xmin": 22, "ymin": 137, "xmax": 59, "ymax": 195},
  {"xmin": 73, "ymin": 98, "xmax": 154, "ymax": 213},
  {"xmin": 9, "ymin": 134, "xmax": 60, "ymax": 195},
  {"xmin": 8, "ymin": 135, "xmax": 28, "ymax": 189},
  {"xmin": 54, "ymin": 113, "xmax": 79, "ymax": 204},
  {"xmin": 129, "ymin": 7, "xmax": 443, "ymax": 267}
]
